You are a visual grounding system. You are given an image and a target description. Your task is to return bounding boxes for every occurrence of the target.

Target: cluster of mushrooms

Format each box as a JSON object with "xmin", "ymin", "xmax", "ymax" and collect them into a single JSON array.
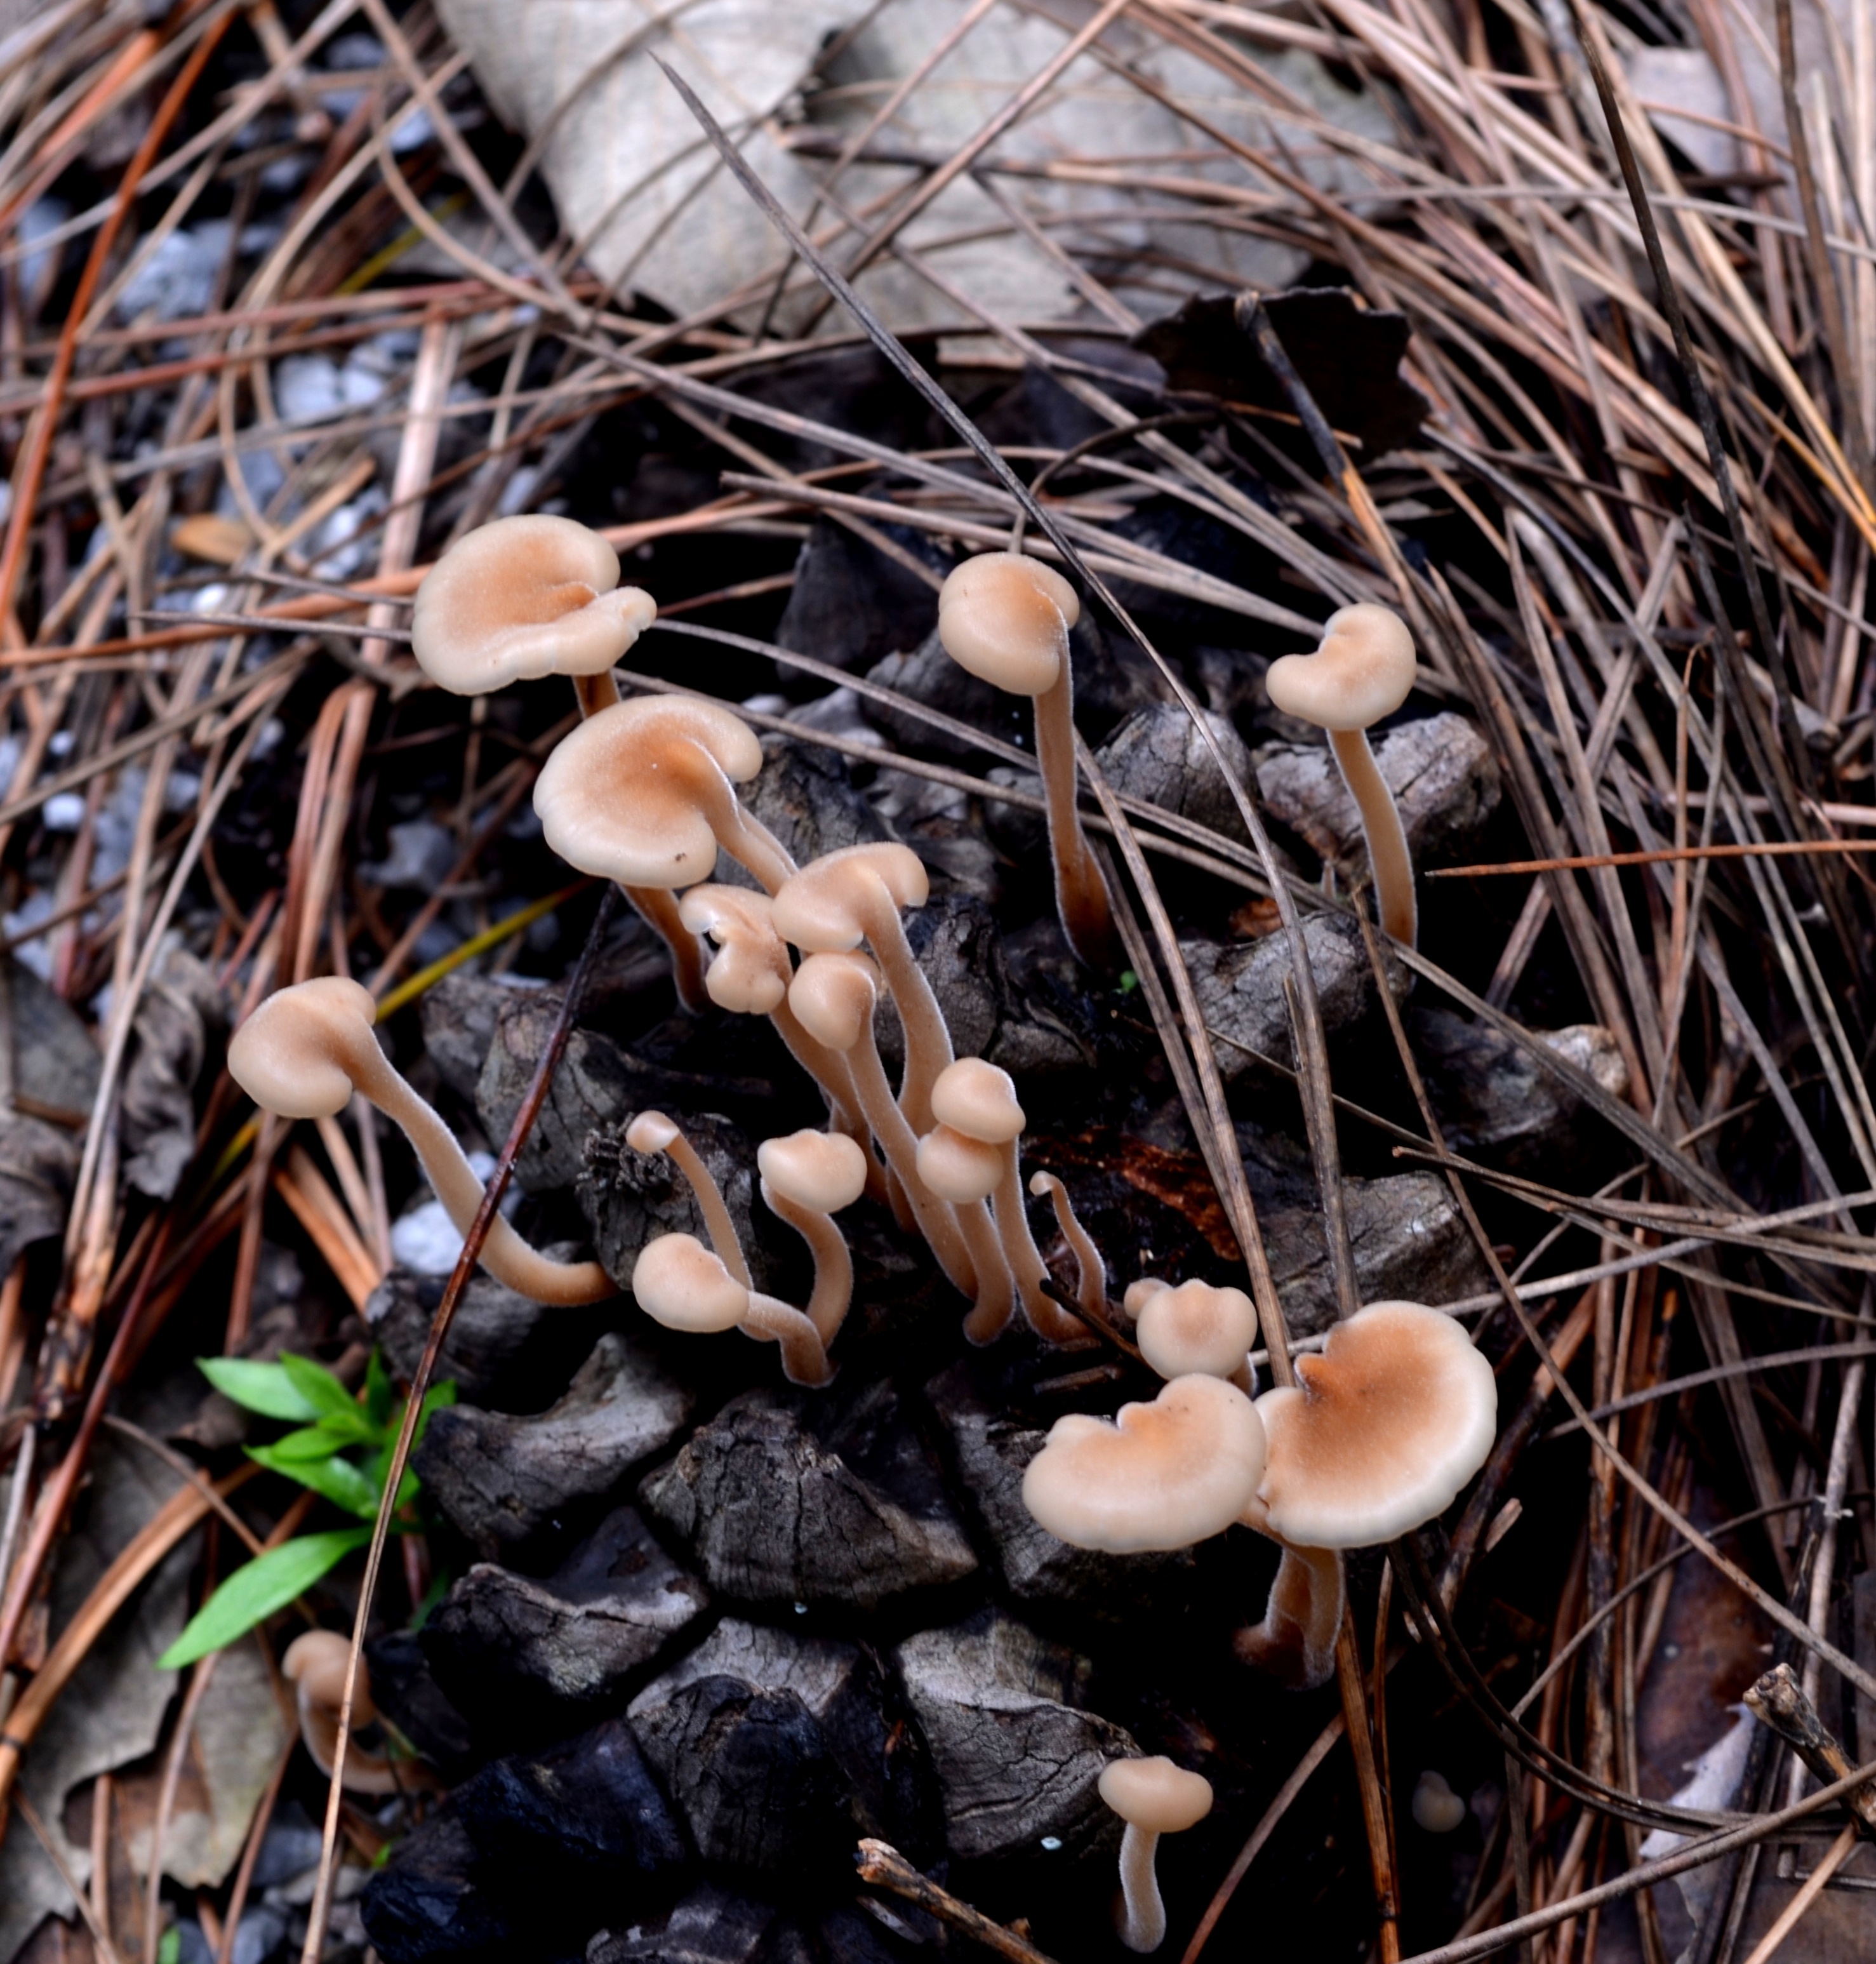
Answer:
[{"xmin": 224, "ymin": 515, "xmax": 1495, "ymax": 1953}]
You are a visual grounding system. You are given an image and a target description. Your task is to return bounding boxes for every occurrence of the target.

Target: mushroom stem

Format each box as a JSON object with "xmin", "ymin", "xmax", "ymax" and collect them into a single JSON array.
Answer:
[
  {"xmin": 1030, "ymin": 1172, "xmax": 1107, "ymax": 1319},
  {"xmin": 1235, "ymin": 1523, "xmax": 1344, "ymax": 1692},
  {"xmin": 992, "ymin": 1147, "xmax": 1082, "ymax": 1344},
  {"xmin": 1032, "ymin": 665, "xmax": 1118, "ymax": 970},
  {"xmin": 283, "ymin": 1633, "xmax": 428, "ymax": 1795},
  {"xmin": 738, "ymin": 1288, "xmax": 835, "ymax": 1386},
  {"xmin": 956, "ymin": 1197, "xmax": 1018, "ymax": 1346},
  {"xmin": 859, "ymin": 900, "xmax": 954, "ymax": 1139},
  {"xmin": 1115, "ymin": 1823, "xmax": 1168, "ymax": 1953},
  {"xmin": 768, "ymin": 996, "xmax": 888, "ymax": 1203},
  {"xmin": 1328, "ymin": 725, "xmax": 1416, "ymax": 948},
  {"xmin": 626, "ymin": 1111, "xmax": 750, "ymax": 1288},
  {"xmin": 764, "ymin": 1186, "xmax": 854, "ymax": 1347}
]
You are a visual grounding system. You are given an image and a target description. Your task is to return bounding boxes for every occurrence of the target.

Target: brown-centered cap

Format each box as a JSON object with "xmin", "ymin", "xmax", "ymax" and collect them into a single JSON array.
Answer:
[
  {"xmin": 1134, "ymin": 1279, "xmax": 1258, "ymax": 1382},
  {"xmin": 410, "ymin": 515, "xmax": 655, "ymax": 696},
  {"xmin": 1098, "ymin": 1756, "xmax": 1215, "ymax": 1834},
  {"xmin": 1021, "ymin": 1373, "xmax": 1267, "ymax": 1553},
  {"xmin": 630, "ymin": 1232, "xmax": 749, "ymax": 1333},
  {"xmin": 788, "ymin": 951, "xmax": 880, "ymax": 1053},
  {"xmin": 1265, "ymin": 603, "xmax": 1416, "ymax": 733},
  {"xmin": 229, "ymin": 977, "xmax": 376, "ymax": 1119},
  {"xmin": 769, "ymin": 843, "xmax": 929, "ymax": 953},
  {"xmin": 678, "ymin": 885, "xmax": 789, "ymax": 1015},
  {"xmin": 1254, "ymin": 1300, "xmax": 1496, "ymax": 1549},
  {"xmin": 929, "ymin": 1057, "xmax": 1025, "ymax": 1146},
  {"xmin": 533, "ymin": 695, "xmax": 764, "ymax": 888},
  {"xmin": 915, "ymin": 1124, "xmax": 1002, "ymax": 1203},
  {"xmin": 937, "ymin": 552, "xmax": 1080, "ymax": 697},
  {"xmin": 757, "ymin": 1130, "xmax": 868, "ymax": 1213}
]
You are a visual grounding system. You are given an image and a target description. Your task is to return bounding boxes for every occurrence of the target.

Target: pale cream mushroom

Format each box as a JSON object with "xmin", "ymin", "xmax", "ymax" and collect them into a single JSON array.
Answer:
[
  {"xmin": 1412, "ymin": 1770, "xmax": 1467, "ymax": 1834},
  {"xmin": 770, "ymin": 843, "xmax": 950, "ymax": 1138},
  {"xmin": 1029, "ymin": 1172, "xmax": 1108, "ymax": 1322},
  {"xmin": 631, "ymin": 1231, "xmax": 831, "ymax": 1386},
  {"xmin": 1264, "ymin": 603, "xmax": 1419, "ymax": 947},
  {"xmin": 1098, "ymin": 1757, "xmax": 1215, "ymax": 1953},
  {"xmin": 929, "ymin": 1059, "xmax": 1079, "ymax": 1345},
  {"xmin": 282, "ymin": 1631, "xmax": 421, "ymax": 1795},
  {"xmin": 1134, "ymin": 1279, "xmax": 1257, "ymax": 1394},
  {"xmin": 534, "ymin": 695, "xmax": 797, "ymax": 897},
  {"xmin": 757, "ymin": 1130, "xmax": 868, "ymax": 1347},
  {"xmin": 229, "ymin": 979, "xmax": 612, "ymax": 1306},
  {"xmin": 915, "ymin": 1122, "xmax": 1016, "ymax": 1346},
  {"xmin": 625, "ymin": 1109, "xmax": 749, "ymax": 1288},
  {"xmin": 1238, "ymin": 1300, "xmax": 1497, "ymax": 1690},
  {"xmin": 936, "ymin": 552, "xmax": 1116, "ymax": 969}
]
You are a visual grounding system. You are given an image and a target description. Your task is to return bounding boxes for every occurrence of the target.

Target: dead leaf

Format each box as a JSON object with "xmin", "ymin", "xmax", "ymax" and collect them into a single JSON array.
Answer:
[
  {"xmin": 0, "ymin": 1112, "xmax": 79, "ymax": 1278},
  {"xmin": 121, "ymin": 946, "xmax": 227, "ymax": 1201}
]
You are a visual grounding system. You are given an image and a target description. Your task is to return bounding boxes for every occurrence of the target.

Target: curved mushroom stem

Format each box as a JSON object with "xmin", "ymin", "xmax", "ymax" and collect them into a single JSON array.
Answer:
[
  {"xmin": 627, "ymin": 1112, "xmax": 750, "ymax": 1288},
  {"xmin": 992, "ymin": 1145, "xmax": 1083, "ymax": 1344},
  {"xmin": 1030, "ymin": 1172, "xmax": 1107, "ymax": 1319},
  {"xmin": 739, "ymin": 1288, "xmax": 835, "ymax": 1386},
  {"xmin": 957, "ymin": 1198, "xmax": 1018, "ymax": 1346},
  {"xmin": 1114, "ymin": 1822, "xmax": 1168, "ymax": 1953},
  {"xmin": 1327, "ymin": 726, "xmax": 1416, "ymax": 949},
  {"xmin": 687, "ymin": 760, "xmax": 796, "ymax": 896},
  {"xmin": 1032, "ymin": 664, "xmax": 1119, "ymax": 971},
  {"xmin": 858, "ymin": 898, "xmax": 954, "ymax": 1140},
  {"xmin": 285, "ymin": 1634, "xmax": 434, "ymax": 1795},
  {"xmin": 1234, "ymin": 1515, "xmax": 1344, "ymax": 1692},
  {"xmin": 769, "ymin": 995, "xmax": 889, "ymax": 1206},
  {"xmin": 764, "ymin": 1184, "xmax": 855, "ymax": 1347},
  {"xmin": 338, "ymin": 1039, "xmax": 613, "ymax": 1306}
]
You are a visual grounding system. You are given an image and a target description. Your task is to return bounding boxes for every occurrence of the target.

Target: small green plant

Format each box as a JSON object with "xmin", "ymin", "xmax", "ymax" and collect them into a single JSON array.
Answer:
[{"xmin": 157, "ymin": 1350, "xmax": 453, "ymax": 1671}]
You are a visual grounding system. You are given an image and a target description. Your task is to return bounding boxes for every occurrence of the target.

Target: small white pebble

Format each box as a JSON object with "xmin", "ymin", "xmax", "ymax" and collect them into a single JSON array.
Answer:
[{"xmin": 1412, "ymin": 1770, "xmax": 1466, "ymax": 1834}]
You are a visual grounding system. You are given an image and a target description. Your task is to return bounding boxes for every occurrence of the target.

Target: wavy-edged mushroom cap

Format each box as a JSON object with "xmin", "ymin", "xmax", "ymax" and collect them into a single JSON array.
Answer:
[
  {"xmin": 679, "ymin": 885, "xmax": 789, "ymax": 1015},
  {"xmin": 757, "ymin": 1130, "xmax": 868, "ymax": 1213},
  {"xmin": 1100, "ymin": 1756, "xmax": 1215, "ymax": 1835},
  {"xmin": 915, "ymin": 1125, "xmax": 1002, "ymax": 1203},
  {"xmin": 1135, "ymin": 1279, "xmax": 1258, "ymax": 1382},
  {"xmin": 788, "ymin": 951, "xmax": 880, "ymax": 1052},
  {"xmin": 770, "ymin": 843, "xmax": 929, "ymax": 954},
  {"xmin": 630, "ymin": 1232, "xmax": 748, "ymax": 1333},
  {"xmin": 1124, "ymin": 1278, "xmax": 1171, "ymax": 1316},
  {"xmin": 937, "ymin": 552, "xmax": 1080, "ymax": 697},
  {"xmin": 930, "ymin": 1057, "xmax": 1025, "ymax": 1146},
  {"xmin": 533, "ymin": 695, "xmax": 764, "ymax": 888},
  {"xmin": 1265, "ymin": 603, "xmax": 1416, "ymax": 733},
  {"xmin": 411, "ymin": 515, "xmax": 655, "ymax": 695},
  {"xmin": 1023, "ymin": 1373, "xmax": 1267, "ymax": 1553},
  {"xmin": 229, "ymin": 977, "xmax": 376, "ymax": 1119},
  {"xmin": 1255, "ymin": 1300, "xmax": 1496, "ymax": 1549}
]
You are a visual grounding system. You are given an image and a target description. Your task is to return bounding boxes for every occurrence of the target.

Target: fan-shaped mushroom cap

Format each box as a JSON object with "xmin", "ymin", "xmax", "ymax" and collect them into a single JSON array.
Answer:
[
  {"xmin": 1100, "ymin": 1756, "xmax": 1215, "ymax": 1835},
  {"xmin": 533, "ymin": 695, "xmax": 765, "ymax": 889},
  {"xmin": 1134, "ymin": 1280, "xmax": 1258, "ymax": 1383},
  {"xmin": 929, "ymin": 1057, "xmax": 1025, "ymax": 1145},
  {"xmin": 915, "ymin": 1125, "xmax": 1002, "ymax": 1203},
  {"xmin": 1255, "ymin": 1300, "xmax": 1496, "ymax": 1549},
  {"xmin": 788, "ymin": 951, "xmax": 880, "ymax": 1052},
  {"xmin": 770, "ymin": 843, "xmax": 929, "ymax": 953},
  {"xmin": 679, "ymin": 885, "xmax": 789, "ymax": 1015},
  {"xmin": 411, "ymin": 515, "xmax": 655, "ymax": 695},
  {"xmin": 1265, "ymin": 603, "xmax": 1416, "ymax": 733},
  {"xmin": 630, "ymin": 1233, "xmax": 749, "ymax": 1333},
  {"xmin": 757, "ymin": 1130, "xmax": 867, "ymax": 1213},
  {"xmin": 936, "ymin": 552, "xmax": 1080, "ymax": 697},
  {"xmin": 1023, "ymin": 1374, "xmax": 1267, "ymax": 1553},
  {"xmin": 229, "ymin": 977, "xmax": 376, "ymax": 1119}
]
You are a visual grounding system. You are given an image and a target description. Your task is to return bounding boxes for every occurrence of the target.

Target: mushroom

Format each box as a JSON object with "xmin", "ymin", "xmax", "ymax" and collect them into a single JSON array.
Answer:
[
  {"xmin": 771, "ymin": 843, "xmax": 951, "ymax": 1138},
  {"xmin": 928, "ymin": 1059, "xmax": 1080, "ymax": 1344},
  {"xmin": 1028, "ymin": 1171, "xmax": 1108, "ymax": 1322},
  {"xmin": 229, "ymin": 979, "xmax": 612, "ymax": 1306},
  {"xmin": 1021, "ymin": 1373, "xmax": 1267, "ymax": 1553},
  {"xmin": 914, "ymin": 1121, "xmax": 1016, "ymax": 1345},
  {"xmin": 1133, "ymin": 1279, "xmax": 1257, "ymax": 1393},
  {"xmin": 282, "ymin": 1631, "xmax": 413, "ymax": 1795},
  {"xmin": 788, "ymin": 952, "xmax": 977, "ymax": 1296},
  {"xmin": 1412, "ymin": 1770, "xmax": 1467, "ymax": 1834},
  {"xmin": 1098, "ymin": 1757, "xmax": 1215, "ymax": 1953},
  {"xmin": 936, "ymin": 552, "xmax": 1116, "ymax": 969},
  {"xmin": 534, "ymin": 694, "xmax": 797, "ymax": 897},
  {"xmin": 1237, "ymin": 1300, "xmax": 1497, "ymax": 1689},
  {"xmin": 625, "ymin": 1109, "xmax": 748, "ymax": 1287},
  {"xmin": 1263, "ymin": 603, "xmax": 1419, "ymax": 947},
  {"xmin": 631, "ymin": 1230, "xmax": 832, "ymax": 1386},
  {"xmin": 408, "ymin": 516, "xmax": 704, "ymax": 1005},
  {"xmin": 757, "ymin": 1130, "xmax": 868, "ymax": 1346}
]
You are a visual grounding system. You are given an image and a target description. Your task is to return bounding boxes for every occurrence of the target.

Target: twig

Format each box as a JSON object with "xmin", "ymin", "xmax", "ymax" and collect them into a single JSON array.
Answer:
[{"xmin": 856, "ymin": 1838, "xmax": 1062, "ymax": 1964}]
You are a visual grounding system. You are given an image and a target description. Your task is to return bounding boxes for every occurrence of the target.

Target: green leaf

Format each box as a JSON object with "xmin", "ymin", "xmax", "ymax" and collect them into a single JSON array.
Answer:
[
  {"xmin": 157, "ymin": 1932, "xmax": 181, "ymax": 1964},
  {"xmin": 415, "ymin": 1379, "xmax": 456, "ymax": 1441},
  {"xmin": 157, "ymin": 1528, "xmax": 371, "ymax": 1669},
  {"xmin": 260, "ymin": 1423, "xmax": 360, "ymax": 1464},
  {"xmin": 365, "ymin": 1348, "xmax": 393, "ymax": 1433},
  {"xmin": 197, "ymin": 1356, "xmax": 319, "ymax": 1423},
  {"xmin": 279, "ymin": 1353, "xmax": 366, "ymax": 1427},
  {"xmin": 247, "ymin": 1445, "xmax": 380, "ymax": 1518}
]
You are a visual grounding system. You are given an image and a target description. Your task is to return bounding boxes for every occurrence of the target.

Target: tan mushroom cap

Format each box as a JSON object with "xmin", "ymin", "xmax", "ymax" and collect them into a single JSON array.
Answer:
[
  {"xmin": 915, "ymin": 1125, "xmax": 1002, "ymax": 1203},
  {"xmin": 769, "ymin": 843, "xmax": 929, "ymax": 953},
  {"xmin": 533, "ymin": 695, "xmax": 764, "ymax": 888},
  {"xmin": 929, "ymin": 1057, "xmax": 1025, "ymax": 1145},
  {"xmin": 937, "ymin": 552, "xmax": 1080, "ymax": 697},
  {"xmin": 1099, "ymin": 1756, "xmax": 1215, "ymax": 1834},
  {"xmin": 1265, "ymin": 603, "xmax": 1416, "ymax": 733},
  {"xmin": 630, "ymin": 1232, "xmax": 748, "ymax": 1333},
  {"xmin": 757, "ymin": 1130, "xmax": 868, "ymax": 1212},
  {"xmin": 282, "ymin": 1629, "xmax": 376, "ymax": 1727},
  {"xmin": 625, "ymin": 1111, "xmax": 680, "ymax": 1154},
  {"xmin": 411, "ymin": 515, "xmax": 655, "ymax": 695},
  {"xmin": 229, "ymin": 976, "xmax": 376, "ymax": 1119},
  {"xmin": 788, "ymin": 951, "xmax": 879, "ymax": 1052},
  {"xmin": 1022, "ymin": 1373, "xmax": 1267, "ymax": 1554},
  {"xmin": 1254, "ymin": 1300, "xmax": 1497, "ymax": 1549},
  {"xmin": 679, "ymin": 885, "xmax": 788, "ymax": 1014},
  {"xmin": 1134, "ymin": 1279, "xmax": 1258, "ymax": 1382}
]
